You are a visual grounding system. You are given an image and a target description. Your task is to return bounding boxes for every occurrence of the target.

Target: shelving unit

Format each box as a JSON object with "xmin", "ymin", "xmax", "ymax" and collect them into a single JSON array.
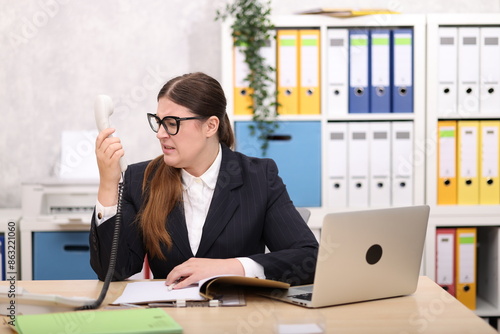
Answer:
[
  {"xmin": 221, "ymin": 13, "xmax": 427, "ymax": 232},
  {"xmin": 223, "ymin": 13, "xmax": 500, "ymax": 321},
  {"xmin": 425, "ymin": 13, "xmax": 500, "ymax": 318}
]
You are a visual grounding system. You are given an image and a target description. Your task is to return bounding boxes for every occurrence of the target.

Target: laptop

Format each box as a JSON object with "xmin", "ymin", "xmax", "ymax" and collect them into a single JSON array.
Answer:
[{"xmin": 260, "ymin": 205, "xmax": 430, "ymax": 308}]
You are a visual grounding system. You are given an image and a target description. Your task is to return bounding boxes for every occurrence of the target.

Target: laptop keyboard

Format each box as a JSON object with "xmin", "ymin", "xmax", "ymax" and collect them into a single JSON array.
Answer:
[{"xmin": 289, "ymin": 292, "xmax": 312, "ymax": 301}]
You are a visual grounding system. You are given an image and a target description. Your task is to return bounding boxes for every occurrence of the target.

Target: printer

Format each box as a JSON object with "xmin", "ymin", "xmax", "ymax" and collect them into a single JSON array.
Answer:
[
  {"xmin": 20, "ymin": 179, "xmax": 99, "ymax": 280},
  {"xmin": 21, "ymin": 179, "xmax": 98, "ymax": 224}
]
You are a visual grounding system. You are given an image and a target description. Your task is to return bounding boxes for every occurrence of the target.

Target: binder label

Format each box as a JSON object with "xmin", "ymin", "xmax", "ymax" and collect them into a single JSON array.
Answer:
[
  {"xmin": 371, "ymin": 33, "xmax": 390, "ymax": 88},
  {"xmin": 234, "ymin": 45, "xmax": 250, "ymax": 88},
  {"xmin": 300, "ymin": 34, "xmax": 319, "ymax": 87},
  {"xmin": 439, "ymin": 126, "xmax": 456, "ymax": 178},
  {"xmin": 393, "ymin": 33, "xmax": 413, "ymax": 87},
  {"xmin": 436, "ymin": 233, "xmax": 454, "ymax": 285},
  {"xmin": 481, "ymin": 126, "xmax": 499, "ymax": 177},
  {"xmin": 350, "ymin": 34, "xmax": 369, "ymax": 87},
  {"xmin": 279, "ymin": 35, "xmax": 298, "ymax": 87},
  {"xmin": 459, "ymin": 127, "xmax": 478, "ymax": 177},
  {"xmin": 458, "ymin": 233, "xmax": 475, "ymax": 284}
]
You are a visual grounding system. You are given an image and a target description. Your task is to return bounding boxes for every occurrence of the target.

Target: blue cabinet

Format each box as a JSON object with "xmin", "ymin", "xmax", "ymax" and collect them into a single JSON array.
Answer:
[
  {"xmin": 33, "ymin": 231, "xmax": 96, "ymax": 280},
  {"xmin": 235, "ymin": 121, "xmax": 321, "ymax": 207}
]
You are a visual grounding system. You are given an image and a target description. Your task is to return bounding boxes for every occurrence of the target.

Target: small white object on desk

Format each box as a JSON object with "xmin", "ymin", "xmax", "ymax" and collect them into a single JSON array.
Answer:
[{"xmin": 277, "ymin": 323, "xmax": 324, "ymax": 334}]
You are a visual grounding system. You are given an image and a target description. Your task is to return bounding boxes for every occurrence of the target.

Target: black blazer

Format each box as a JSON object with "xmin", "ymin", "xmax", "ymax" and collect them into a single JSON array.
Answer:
[{"xmin": 90, "ymin": 144, "xmax": 318, "ymax": 285}]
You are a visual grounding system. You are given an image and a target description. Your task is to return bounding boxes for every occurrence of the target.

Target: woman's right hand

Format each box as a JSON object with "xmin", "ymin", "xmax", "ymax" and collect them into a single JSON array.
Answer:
[{"xmin": 95, "ymin": 128, "xmax": 125, "ymax": 206}]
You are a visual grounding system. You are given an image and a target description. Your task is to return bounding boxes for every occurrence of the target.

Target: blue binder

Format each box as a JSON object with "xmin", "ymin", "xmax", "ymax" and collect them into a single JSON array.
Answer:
[
  {"xmin": 370, "ymin": 29, "xmax": 391, "ymax": 113},
  {"xmin": 349, "ymin": 29, "xmax": 370, "ymax": 113},
  {"xmin": 391, "ymin": 29, "xmax": 414, "ymax": 113},
  {"xmin": 235, "ymin": 121, "xmax": 321, "ymax": 207}
]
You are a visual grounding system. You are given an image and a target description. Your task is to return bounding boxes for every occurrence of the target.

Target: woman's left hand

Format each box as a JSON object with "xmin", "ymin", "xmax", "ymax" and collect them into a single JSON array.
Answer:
[{"xmin": 165, "ymin": 257, "xmax": 244, "ymax": 289}]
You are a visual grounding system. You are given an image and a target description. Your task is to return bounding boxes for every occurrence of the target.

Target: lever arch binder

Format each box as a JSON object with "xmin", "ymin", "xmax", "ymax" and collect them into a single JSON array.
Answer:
[
  {"xmin": 391, "ymin": 29, "xmax": 413, "ymax": 113},
  {"xmin": 370, "ymin": 29, "xmax": 391, "ymax": 113},
  {"xmin": 437, "ymin": 120, "xmax": 458, "ymax": 205},
  {"xmin": 326, "ymin": 28, "xmax": 349, "ymax": 117},
  {"xmin": 437, "ymin": 27, "xmax": 458, "ymax": 116},
  {"xmin": 349, "ymin": 29, "xmax": 370, "ymax": 113}
]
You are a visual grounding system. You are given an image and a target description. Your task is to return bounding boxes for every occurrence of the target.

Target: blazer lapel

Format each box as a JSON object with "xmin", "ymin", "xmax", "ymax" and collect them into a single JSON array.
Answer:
[
  {"xmin": 196, "ymin": 146, "xmax": 243, "ymax": 257},
  {"xmin": 168, "ymin": 203, "xmax": 194, "ymax": 259}
]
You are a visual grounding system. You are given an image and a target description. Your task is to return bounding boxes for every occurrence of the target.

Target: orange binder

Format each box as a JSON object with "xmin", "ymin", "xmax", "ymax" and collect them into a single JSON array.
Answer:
[
  {"xmin": 455, "ymin": 227, "xmax": 477, "ymax": 310},
  {"xmin": 457, "ymin": 121, "xmax": 480, "ymax": 205},
  {"xmin": 435, "ymin": 228, "xmax": 456, "ymax": 296},
  {"xmin": 479, "ymin": 120, "xmax": 500, "ymax": 204},
  {"xmin": 277, "ymin": 29, "xmax": 299, "ymax": 115},
  {"xmin": 233, "ymin": 41, "xmax": 254, "ymax": 115},
  {"xmin": 437, "ymin": 121, "xmax": 457, "ymax": 204},
  {"xmin": 299, "ymin": 29, "xmax": 321, "ymax": 114}
]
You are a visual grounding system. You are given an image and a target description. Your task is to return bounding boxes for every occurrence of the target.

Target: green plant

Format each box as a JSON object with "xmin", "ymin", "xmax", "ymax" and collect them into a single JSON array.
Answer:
[{"xmin": 216, "ymin": 0, "xmax": 278, "ymax": 155}]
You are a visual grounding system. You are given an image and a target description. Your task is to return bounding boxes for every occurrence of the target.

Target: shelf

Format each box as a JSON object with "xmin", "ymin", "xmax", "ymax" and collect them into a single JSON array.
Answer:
[
  {"xmin": 430, "ymin": 205, "xmax": 500, "ymax": 217},
  {"xmin": 437, "ymin": 114, "xmax": 500, "ymax": 120},
  {"xmin": 271, "ymin": 14, "xmax": 426, "ymax": 29},
  {"xmin": 231, "ymin": 114, "xmax": 323, "ymax": 122},
  {"xmin": 476, "ymin": 297, "xmax": 500, "ymax": 318}
]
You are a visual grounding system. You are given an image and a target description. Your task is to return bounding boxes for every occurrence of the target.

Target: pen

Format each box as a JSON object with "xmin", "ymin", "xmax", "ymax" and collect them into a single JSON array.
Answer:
[{"xmin": 167, "ymin": 276, "xmax": 186, "ymax": 291}]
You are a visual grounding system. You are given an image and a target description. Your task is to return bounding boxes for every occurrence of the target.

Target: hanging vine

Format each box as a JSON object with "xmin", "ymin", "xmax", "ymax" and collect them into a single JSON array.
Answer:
[{"xmin": 216, "ymin": 0, "xmax": 278, "ymax": 155}]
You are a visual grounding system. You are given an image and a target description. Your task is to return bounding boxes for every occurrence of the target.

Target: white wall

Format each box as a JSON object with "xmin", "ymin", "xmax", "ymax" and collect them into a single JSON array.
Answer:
[{"xmin": 1, "ymin": 0, "xmax": 499, "ymax": 208}]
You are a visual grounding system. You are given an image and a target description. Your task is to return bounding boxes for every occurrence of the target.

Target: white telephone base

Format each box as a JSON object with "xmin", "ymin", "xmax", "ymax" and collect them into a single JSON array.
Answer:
[{"xmin": 0, "ymin": 286, "xmax": 95, "ymax": 315}]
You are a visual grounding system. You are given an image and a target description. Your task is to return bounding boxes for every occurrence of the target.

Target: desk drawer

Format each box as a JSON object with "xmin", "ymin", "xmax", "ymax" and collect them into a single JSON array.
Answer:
[{"xmin": 33, "ymin": 231, "xmax": 96, "ymax": 280}]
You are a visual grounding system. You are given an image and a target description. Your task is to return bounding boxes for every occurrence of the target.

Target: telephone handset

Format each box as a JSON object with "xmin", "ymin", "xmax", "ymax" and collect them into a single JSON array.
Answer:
[
  {"xmin": 94, "ymin": 94, "xmax": 128, "ymax": 173},
  {"xmin": 77, "ymin": 95, "xmax": 126, "ymax": 311}
]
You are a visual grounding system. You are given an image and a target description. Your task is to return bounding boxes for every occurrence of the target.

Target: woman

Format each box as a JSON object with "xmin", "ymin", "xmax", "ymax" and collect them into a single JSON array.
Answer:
[{"xmin": 90, "ymin": 72, "xmax": 318, "ymax": 288}]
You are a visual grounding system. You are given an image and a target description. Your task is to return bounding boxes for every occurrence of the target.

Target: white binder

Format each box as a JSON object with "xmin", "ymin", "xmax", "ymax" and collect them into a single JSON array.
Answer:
[
  {"xmin": 326, "ymin": 28, "xmax": 349, "ymax": 117},
  {"xmin": 480, "ymin": 27, "xmax": 500, "ymax": 115},
  {"xmin": 458, "ymin": 27, "xmax": 480, "ymax": 116},
  {"xmin": 368, "ymin": 122, "xmax": 391, "ymax": 207},
  {"xmin": 437, "ymin": 27, "xmax": 458, "ymax": 116},
  {"xmin": 326, "ymin": 122, "xmax": 348, "ymax": 208},
  {"xmin": 391, "ymin": 121, "xmax": 414, "ymax": 206},
  {"xmin": 348, "ymin": 122, "xmax": 369, "ymax": 207}
]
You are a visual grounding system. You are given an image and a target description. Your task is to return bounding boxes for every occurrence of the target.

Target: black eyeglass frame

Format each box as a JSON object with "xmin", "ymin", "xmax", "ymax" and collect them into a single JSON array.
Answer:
[{"xmin": 147, "ymin": 113, "xmax": 206, "ymax": 135}]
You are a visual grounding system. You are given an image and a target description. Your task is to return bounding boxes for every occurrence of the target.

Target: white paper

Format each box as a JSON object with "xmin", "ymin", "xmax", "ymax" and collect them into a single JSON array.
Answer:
[
  {"xmin": 59, "ymin": 130, "xmax": 99, "ymax": 179},
  {"xmin": 112, "ymin": 281, "xmax": 205, "ymax": 305}
]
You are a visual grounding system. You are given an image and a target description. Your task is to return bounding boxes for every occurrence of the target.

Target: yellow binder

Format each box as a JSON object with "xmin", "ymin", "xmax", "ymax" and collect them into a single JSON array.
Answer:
[
  {"xmin": 233, "ymin": 42, "xmax": 253, "ymax": 115},
  {"xmin": 455, "ymin": 227, "xmax": 477, "ymax": 310},
  {"xmin": 437, "ymin": 120, "xmax": 457, "ymax": 204},
  {"xmin": 479, "ymin": 120, "xmax": 500, "ymax": 204},
  {"xmin": 277, "ymin": 29, "xmax": 299, "ymax": 115},
  {"xmin": 299, "ymin": 29, "xmax": 321, "ymax": 114},
  {"xmin": 457, "ymin": 121, "xmax": 480, "ymax": 204}
]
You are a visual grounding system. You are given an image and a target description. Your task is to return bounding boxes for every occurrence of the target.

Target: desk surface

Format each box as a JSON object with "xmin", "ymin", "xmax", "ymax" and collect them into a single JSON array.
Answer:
[{"xmin": 1, "ymin": 276, "xmax": 495, "ymax": 334}]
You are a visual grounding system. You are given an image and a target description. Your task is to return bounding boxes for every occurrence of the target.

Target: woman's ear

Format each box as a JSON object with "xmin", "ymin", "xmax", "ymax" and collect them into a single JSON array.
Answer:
[{"xmin": 205, "ymin": 116, "xmax": 220, "ymax": 137}]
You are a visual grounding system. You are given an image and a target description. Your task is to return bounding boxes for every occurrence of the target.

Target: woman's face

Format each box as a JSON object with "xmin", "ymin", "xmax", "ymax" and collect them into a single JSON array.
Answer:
[{"xmin": 155, "ymin": 97, "xmax": 213, "ymax": 175}]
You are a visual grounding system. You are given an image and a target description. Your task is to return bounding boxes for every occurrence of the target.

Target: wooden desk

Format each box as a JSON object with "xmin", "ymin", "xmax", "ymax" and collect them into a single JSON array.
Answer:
[{"xmin": 0, "ymin": 276, "xmax": 495, "ymax": 333}]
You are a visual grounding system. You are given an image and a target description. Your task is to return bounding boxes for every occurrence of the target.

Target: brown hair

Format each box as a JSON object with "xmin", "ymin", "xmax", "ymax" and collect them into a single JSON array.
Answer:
[{"xmin": 138, "ymin": 72, "xmax": 235, "ymax": 259}]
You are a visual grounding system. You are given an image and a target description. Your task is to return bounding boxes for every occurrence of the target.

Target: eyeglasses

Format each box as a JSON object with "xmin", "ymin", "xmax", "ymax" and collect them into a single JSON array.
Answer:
[{"xmin": 147, "ymin": 113, "xmax": 205, "ymax": 136}]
